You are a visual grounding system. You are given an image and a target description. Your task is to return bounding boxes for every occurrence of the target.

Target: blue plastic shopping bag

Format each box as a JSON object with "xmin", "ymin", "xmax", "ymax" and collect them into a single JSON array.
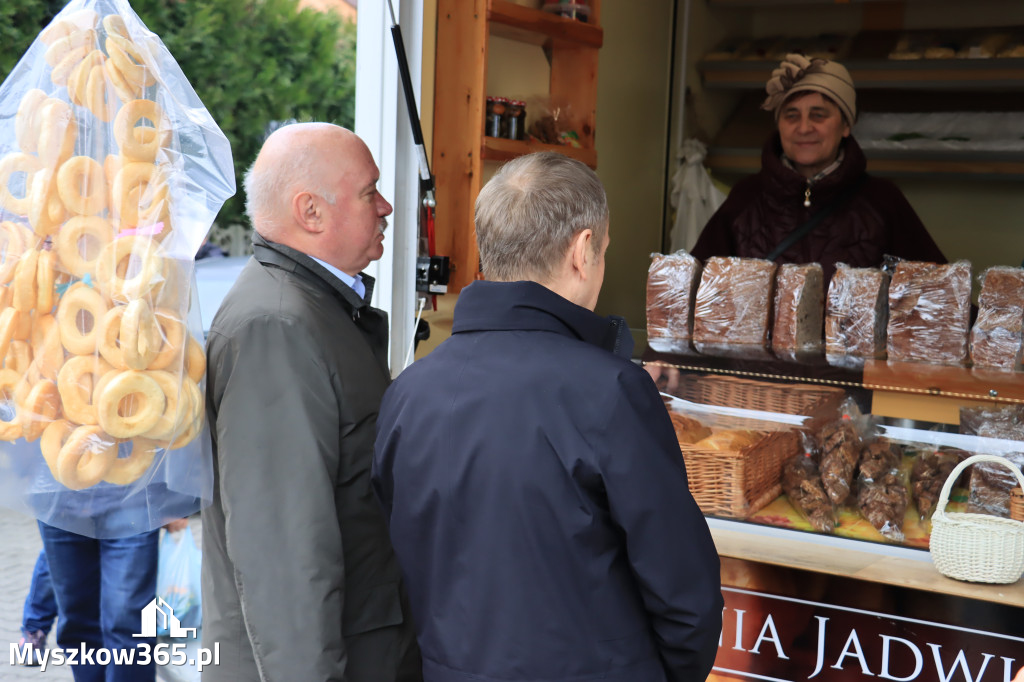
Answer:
[{"xmin": 156, "ymin": 526, "xmax": 202, "ymax": 636}]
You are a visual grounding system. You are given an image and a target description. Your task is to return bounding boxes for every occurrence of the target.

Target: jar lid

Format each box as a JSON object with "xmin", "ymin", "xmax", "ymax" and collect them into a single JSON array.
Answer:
[{"xmin": 510, "ymin": 99, "xmax": 526, "ymax": 107}]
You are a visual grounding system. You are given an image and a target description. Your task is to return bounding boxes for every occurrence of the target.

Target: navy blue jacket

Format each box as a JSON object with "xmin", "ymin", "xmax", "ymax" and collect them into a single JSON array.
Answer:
[{"xmin": 373, "ymin": 280, "xmax": 723, "ymax": 682}]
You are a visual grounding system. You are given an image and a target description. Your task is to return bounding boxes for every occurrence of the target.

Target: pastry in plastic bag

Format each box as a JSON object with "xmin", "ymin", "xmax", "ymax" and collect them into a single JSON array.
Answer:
[
  {"xmin": 782, "ymin": 454, "xmax": 836, "ymax": 533},
  {"xmin": 910, "ymin": 448, "xmax": 963, "ymax": 520},
  {"xmin": 887, "ymin": 260, "xmax": 972, "ymax": 365},
  {"xmin": 857, "ymin": 469, "xmax": 908, "ymax": 542},
  {"xmin": 858, "ymin": 438, "xmax": 902, "ymax": 482}
]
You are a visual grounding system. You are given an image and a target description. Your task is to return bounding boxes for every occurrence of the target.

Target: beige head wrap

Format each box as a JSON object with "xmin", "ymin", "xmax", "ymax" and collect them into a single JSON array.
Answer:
[{"xmin": 762, "ymin": 53, "xmax": 856, "ymax": 124}]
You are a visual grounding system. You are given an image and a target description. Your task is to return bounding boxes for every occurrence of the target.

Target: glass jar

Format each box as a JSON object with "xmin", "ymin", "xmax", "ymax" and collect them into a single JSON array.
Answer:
[
  {"xmin": 506, "ymin": 100, "xmax": 526, "ymax": 141},
  {"xmin": 486, "ymin": 97, "xmax": 508, "ymax": 138}
]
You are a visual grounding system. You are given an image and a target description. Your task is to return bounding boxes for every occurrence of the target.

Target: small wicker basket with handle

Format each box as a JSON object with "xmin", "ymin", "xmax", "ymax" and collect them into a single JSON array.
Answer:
[{"xmin": 930, "ymin": 454, "xmax": 1024, "ymax": 584}]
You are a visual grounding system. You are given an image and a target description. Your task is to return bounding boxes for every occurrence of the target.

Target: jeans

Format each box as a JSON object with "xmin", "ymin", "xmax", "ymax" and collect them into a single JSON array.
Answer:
[
  {"xmin": 38, "ymin": 522, "xmax": 159, "ymax": 682},
  {"xmin": 22, "ymin": 549, "xmax": 58, "ymax": 634}
]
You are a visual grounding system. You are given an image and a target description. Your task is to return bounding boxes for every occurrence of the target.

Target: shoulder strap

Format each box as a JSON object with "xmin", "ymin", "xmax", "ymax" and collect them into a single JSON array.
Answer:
[{"xmin": 766, "ymin": 175, "xmax": 867, "ymax": 262}]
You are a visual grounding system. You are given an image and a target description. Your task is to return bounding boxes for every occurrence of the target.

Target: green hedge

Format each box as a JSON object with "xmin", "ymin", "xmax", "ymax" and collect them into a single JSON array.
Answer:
[{"xmin": 0, "ymin": 0, "xmax": 356, "ymax": 232}]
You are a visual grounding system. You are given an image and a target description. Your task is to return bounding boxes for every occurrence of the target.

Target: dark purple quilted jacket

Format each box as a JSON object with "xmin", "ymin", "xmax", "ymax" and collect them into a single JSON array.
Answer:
[{"xmin": 691, "ymin": 134, "xmax": 946, "ymax": 283}]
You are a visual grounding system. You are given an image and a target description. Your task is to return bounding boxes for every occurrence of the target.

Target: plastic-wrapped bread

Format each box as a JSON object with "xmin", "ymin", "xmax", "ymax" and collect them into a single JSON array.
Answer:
[
  {"xmin": 782, "ymin": 455, "xmax": 835, "ymax": 533},
  {"xmin": 646, "ymin": 251, "xmax": 702, "ymax": 354},
  {"xmin": 970, "ymin": 266, "xmax": 1024, "ymax": 370},
  {"xmin": 772, "ymin": 263, "xmax": 824, "ymax": 352},
  {"xmin": 825, "ymin": 264, "xmax": 889, "ymax": 358},
  {"xmin": 692, "ymin": 256, "xmax": 776, "ymax": 353},
  {"xmin": 887, "ymin": 260, "xmax": 972, "ymax": 365}
]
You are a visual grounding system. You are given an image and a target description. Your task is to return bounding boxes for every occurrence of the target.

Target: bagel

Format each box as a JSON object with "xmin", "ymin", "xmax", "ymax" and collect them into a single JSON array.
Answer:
[
  {"xmin": 147, "ymin": 307, "xmax": 185, "ymax": 370},
  {"xmin": 96, "ymin": 369, "xmax": 165, "ymax": 438},
  {"xmin": 56, "ymin": 354, "xmax": 113, "ymax": 425},
  {"xmin": 103, "ymin": 57, "xmax": 140, "ymax": 103},
  {"xmin": 55, "ymin": 424, "xmax": 117, "ymax": 490},
  {"xmin": 0, "ymin": 367, "xmax": 23, "ymax": 441},
  {"xmin": 0, "ymin": 153, "xmax": 44, "ymax": 216},
  {"xmin": 105, "ymin": 35, "xmax": 156, "ymax": 90},
  {"xmin": 84, "ymin": 63, "xmax": 116, "ymax": 122},
  {"xmin": 13, "ymin": 309, "xmax": 32, "ymax": 341},
  {"xmin": 28, "ymin": 170, "xmax": 67, "ymax": 236},
  {"xmin": 57, "ymin": 155, "xmax": 107, "ymax": 216},
  {"xmin": 20, "ymin": 379, "xmax": 60, "ymax": 442},
  {"xmin": 36, "ymin": 249, "xmax": 57, "ymax": 313},
  {"xmin": 185, "ymin": 334, "xmax": 205, "ymax": 383},
  {"xmin": 97, "ymin": 305, "xmax": 127, "ymax": 369},
  {"xmin": 44, "ymin": 29, "xmax": 95, "ymax": 67},
  {"xmin": 0, "ymin": 222, "xmax": 29, "ymax": 285},
  {"xmin": 141, "ymin": 369, "xmax": 184, "ymax": 441},
  {"xmin": 120, "ymin": 299, "xmax": 161, "ymax": 370},
  {"xmin": 3, "ymin": 340, "xmax": 31, "ymax": 375},
  {"xmin": 30, "ymin": 314, "xmax": 64, "ymax": 380},
  {"xmin": 0, "ymin": 308, "xmax": 20, "ymax": 361},
  {"xmin": 14, "ymin": 89, "xmax": 48, "ymax": 154},
  {"xmin": 39, "ymin": 20, "xmax": 77, "ymax": 47},
  {"xmin": 56, "ymin": 282, "xmax": 109, "ymax": 355},
  {"xmin": 112, "ymin": 161, "xmax": 169, "ymax": 227},
  {"xmin": 12, "ymin": 249, "xmax": 40, "ymax": 313},
  {"xmin": 95, "ymin": 235, "xmax": 163, "ymax": 302},
  {"xmin": 113, "ymin": 100, "xmax": 170, "ymax": 163},
  {"xmin": 37, "ymin": 99, "xmax": 77, "ymax": 169},
  {"xmin": 165, "ymin": 376, "xmax": 203, "ymax": 449},
  {"xmin": 103, "ymin": 437, "xmax": 158, "ymax": 485},
  {"xmin": 54, "ymin": 215, "xmax": 113, "ymax": 278},
  {"xmin": 102, "ymin": 14, "xmax": 129, "ymax": 40},
  {"xmin": 40, "ymin": 419, "xmax": 75, "ymax": 479},
  {"xmin": 67, "ymin": 49, "xmax": 104, "ymax": 108}
]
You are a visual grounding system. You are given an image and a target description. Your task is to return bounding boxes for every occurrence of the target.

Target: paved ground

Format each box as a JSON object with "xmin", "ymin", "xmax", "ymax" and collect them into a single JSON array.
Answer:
[{"xmin": 0, "ymin": 506, "xmax": 202, "ymax": 681}]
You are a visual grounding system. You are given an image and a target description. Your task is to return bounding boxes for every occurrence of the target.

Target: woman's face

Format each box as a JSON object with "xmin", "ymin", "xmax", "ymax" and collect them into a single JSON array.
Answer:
[{"xmin": 777, "ymin": 92, "xmax": 851, "ymax": 179}]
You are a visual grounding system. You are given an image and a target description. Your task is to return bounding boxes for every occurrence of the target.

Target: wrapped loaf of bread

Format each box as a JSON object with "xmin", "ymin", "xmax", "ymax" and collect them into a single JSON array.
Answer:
[
  {"xmin": 887, "ymin": 260, "xmax": 972, "ymax": 365},
  {"xmin": 772, "ymin": 263, "xmax": 824, "ymax": 352},
  {"xmin": 693, "ymin": 256, "xmax": 776, "ymax": 354},
  {"xmin": 825, "ymin": 264, "xmax": 889, "ymax": 358},
  {"xmin": 970, "ymin": 266, "xmax": 1024, "ymax": 370},
  {"xmin": 646, "ymin": 251, "xmax": 702, "ymax": 354}
]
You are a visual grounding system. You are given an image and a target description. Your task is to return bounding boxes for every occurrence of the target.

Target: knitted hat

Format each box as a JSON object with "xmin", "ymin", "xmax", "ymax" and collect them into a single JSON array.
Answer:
[{"xmin": 762, "ymin": 53, "xmax": 856, "ymax": 124}]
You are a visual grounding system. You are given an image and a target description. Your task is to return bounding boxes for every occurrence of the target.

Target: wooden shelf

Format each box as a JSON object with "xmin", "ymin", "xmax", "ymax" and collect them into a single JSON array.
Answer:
[
  {"xmin": 487, "ymin": 0, "xmax": 603, "ymax": 48},
  {"xmin": 700, "ymin": 57, "xmax": 1024, "ymax": 90},
  {"xmin": 482, "ymin": 136, "xmax": 597, "ymax": 168}
]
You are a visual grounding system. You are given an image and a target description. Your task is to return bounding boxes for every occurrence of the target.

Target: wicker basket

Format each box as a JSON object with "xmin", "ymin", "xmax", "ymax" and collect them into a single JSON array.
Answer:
[
  {"xmin": 1012, "ymin": 488, "xmax": 1024, "ymax": 523},
  {"xmin": 930, "ymin": 454, "xmax": 1024, "ymax": 584},
  {"xmin": 672, "ymin": 374, "xmax": 844, "ymax": 416}
]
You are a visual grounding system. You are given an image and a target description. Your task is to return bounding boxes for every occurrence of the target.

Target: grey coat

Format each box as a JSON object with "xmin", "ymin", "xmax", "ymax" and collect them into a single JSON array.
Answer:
[{"xmin": 201, "ymin": 234, "xmax": 421, "ymax": 682}]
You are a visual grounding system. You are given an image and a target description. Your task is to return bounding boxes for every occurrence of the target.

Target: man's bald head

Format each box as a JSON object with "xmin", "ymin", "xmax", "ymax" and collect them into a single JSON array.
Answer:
[{"xmin": 244, "ymin": 122, "xmax": 362, "ymax": 241}]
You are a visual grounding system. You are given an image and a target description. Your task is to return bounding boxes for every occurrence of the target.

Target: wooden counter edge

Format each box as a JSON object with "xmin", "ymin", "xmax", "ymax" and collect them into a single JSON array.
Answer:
[{"xmin": 710, "ymin": 526, "xmax": 1024, "ymax": 607}]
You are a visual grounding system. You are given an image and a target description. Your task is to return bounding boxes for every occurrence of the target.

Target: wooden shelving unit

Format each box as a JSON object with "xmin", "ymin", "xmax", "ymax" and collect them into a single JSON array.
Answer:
[{"xmin": 432, "ymin": 0, "xmax": 603, "ymax": 292}]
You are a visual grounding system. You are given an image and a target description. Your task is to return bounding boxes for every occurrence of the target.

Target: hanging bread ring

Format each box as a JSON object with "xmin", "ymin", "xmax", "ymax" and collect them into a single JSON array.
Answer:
[
  {"xmin": 3, "ymin": 340, "xmax": 31, "ymax": 375},
  {"xmin": 96, "ymin": 369, "xmax": 165, "ymax": 438},
  {"xmin": 56, "ymin": 424, "xmax": 117, "ymax": 490},
  {"xmin": 113, "ymin": 100, "xmax": 170, "ymax": 162},
  {"xmin": 120, "ymin": 299, "xmax": 161, "ymax": 370},
  {"xmin": 67, "ymin": 49, "xmax": 104, "ymax": 108},
  {"xmin": 112, "ymin": 162, "xmax": 169, "ymax": 227},
  {"xmin": 12, "ymin": 249, "xmax": 40, "ymax": 313},
  {"xmin": 95, "ymin": 235, "xmax": 163, "ymax": 302},
  {"xmin": 146, "ymin": 307, "xmax": 185, "ymax": 370},
  {"xmin": 15, "ymin": 89, "xmax": 48, "ymax": 155},
  {"xmin": 37, "ymin": 99, "xmax": 78, "ymax": 169},
  {"xmin": 44, "ymin": 29, "xmax": 96, "ymax": 67},
  {"xmin": 165, "ymin": 376, "xmax": 203, "ymax": 450},
  {"xmin": 56, "ymin": 354, "xmax": 113, "ymax": 425},
  {"xmin": 84, "ymin": 63, "xmax": 117, "ymax": 122},
  {"xmin": 185, "ymin": 334, "xmax": 206, "ymax": 383},
  {"xmin": 141, "ymin": 369, "xmax": 184, "ymax": 442},
  {"xmin": 0, "ymin": 308, "xmax": 21, "ymax": 361},
  {"xmin": 30, "ymin": 314, "xmax": 64, "ymax": 380},
  {"xmin": 97, "ymin": 305, "xmax": 127, "ymax": 369},
  {"xmin": 0, "ymin": 222, "xmax": 29, "ymax": 285},
  {"xmin": 28, "ymin": 171, "xmax": 67, "ymax": 237},
  {"xmin": 55, "ymin": 215, "xmax": 113, "ymax": 278},
  {"xmin": 0, "ymin": 153, "xmax": 44, "ymax": 216},
  {"xmin": 20, "ymin": 379, "xmax": 61, "ymax": 442},
  {"xmin": 0, "ymin": 368, "xmax": 24, "ymax": 441},
  {"xmin": 105, "ymin": 35, "xmax": 156, "ymax": 89},
  {"xmin": 57, "ymin": 155, "xmax": 107, "ymax": 216},
  {"xmin": 102, "ymin": 14, "xmax": 130, "ymax": 40},
  {"xmin": 40, "ymin": 419, "xmax": 75, "ymax": 479},
  {"xmin": 103, "ymin": 57, "xmax": 141, "ymax": 102},
  {"xmin": 36, "ymin": 249, "xmax": 57, "ymax": 313},
  {"xmin": 103, "ymin": 437, "xmax": 158, "ymax": 485},
  {"xmin": 56, "ymin": 282, "xmax": 109, "ymax": 355}
]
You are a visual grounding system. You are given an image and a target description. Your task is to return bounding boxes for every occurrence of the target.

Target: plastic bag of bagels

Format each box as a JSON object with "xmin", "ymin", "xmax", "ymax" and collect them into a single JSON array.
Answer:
[{"xmin": 0, "ymin": 0, "xmax": 234, "ymax": 538}]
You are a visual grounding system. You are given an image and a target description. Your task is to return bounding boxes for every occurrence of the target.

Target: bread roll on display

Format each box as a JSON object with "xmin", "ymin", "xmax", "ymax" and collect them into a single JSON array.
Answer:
[
  {"xmin": 970, "ymin": 266, "xmax": 1024, "ymax": 370},
  {"xmin": 887, "ymin": 260, "xmax": 972, "ymax": 365},
  {"xmin": 692, "ymin": 256, "xmax": 776, "ymax": 355},
  {"xmin": 771, "ymin": 263, "xmax": 824, "ymax": 353},
  {"xmin": 646, "ymin": 250, "xmax": 701, "ymax": 354},
  {"xmin": 825, "ymin": 264, "xmax": 889, "ymax": 359}
]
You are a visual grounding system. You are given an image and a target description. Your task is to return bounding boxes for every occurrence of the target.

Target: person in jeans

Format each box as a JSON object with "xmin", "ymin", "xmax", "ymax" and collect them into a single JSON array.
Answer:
[{"xmin": 16, "ymin": 549, "xmax": 58, "ymax": 666}]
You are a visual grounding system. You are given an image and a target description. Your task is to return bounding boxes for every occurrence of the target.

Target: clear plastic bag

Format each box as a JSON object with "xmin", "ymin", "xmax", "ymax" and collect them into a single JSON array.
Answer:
[
  {"xmin": 886, "ymin": 259, "xmax": 972, "ymax": 365},
  {"xmin": 692, "ymin": 256, "xmax": 776, "ymax": 359},
  {"xmin": 959, "ymin": 405, "xmax": 1024, "ymax": 518},
  {"xmin": 969, "ymin": 266, "xmax": 1024, "ymax": 370},
  {"xmin": 0, "ymin": 0, "xmax": 234, "ymax": 538},
  {"xmin": 157, "ymin": 525, "xmax": 202, "ymax": 636},
  {"xmin": 646, "ymin": 250, "xmax": 701, "ymax": 354},
  {"xmin": 824, "ymin": 263, "xmax": 889, "ymax": 361},
  {"xmin": 771, "ymin": 262, "xmax": 824, "ymax": 353}
]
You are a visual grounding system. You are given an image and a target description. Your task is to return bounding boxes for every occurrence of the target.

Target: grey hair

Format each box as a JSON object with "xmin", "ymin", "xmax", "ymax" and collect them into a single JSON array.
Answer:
[
  {"xmin": 475, "ymin": 152, "xmax": 608, "ymax": 282},
  {"xmin": 243, "ymin": 126, "xmax": 337, "ymax": 230}
]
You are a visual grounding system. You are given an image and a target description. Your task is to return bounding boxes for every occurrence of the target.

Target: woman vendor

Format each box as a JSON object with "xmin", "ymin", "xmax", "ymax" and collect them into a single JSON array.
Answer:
[{"xmin": 691, "ymin": 54, "xmax": 946, "ymax": 283}]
